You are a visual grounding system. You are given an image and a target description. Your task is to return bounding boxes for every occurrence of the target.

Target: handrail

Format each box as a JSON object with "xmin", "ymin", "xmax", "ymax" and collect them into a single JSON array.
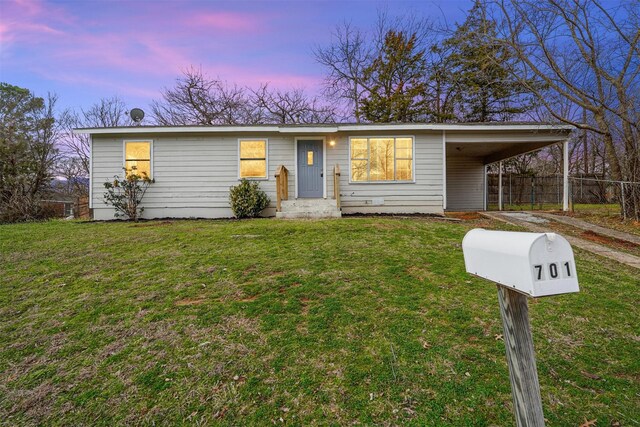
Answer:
[
  {"xmin": 333, "ymin": 164, "xmax": 341, "ymax": 210},
  {"xmin": 275, "ymin": 165, "xmax": 289, "ymax": 212}
]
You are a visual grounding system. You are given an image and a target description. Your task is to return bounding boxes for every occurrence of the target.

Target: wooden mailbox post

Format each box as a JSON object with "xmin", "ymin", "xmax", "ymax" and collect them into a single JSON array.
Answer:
[{"xmin": 462, "ymin": 229, "xmax": 580, "ymax": 427}]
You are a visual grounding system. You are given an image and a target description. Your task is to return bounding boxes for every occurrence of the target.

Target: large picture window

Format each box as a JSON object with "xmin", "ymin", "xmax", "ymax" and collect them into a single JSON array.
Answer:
[
  {"xmin": 350, "ymin": 137, "xmax": 413, "ymax": 182},
  {"xmin": 239, "ymin": 139, "xmax": 267, "ymax": 179},
  {"xmin": 124, "ymin": 141, "xmax": 152, "ymax": 178}
]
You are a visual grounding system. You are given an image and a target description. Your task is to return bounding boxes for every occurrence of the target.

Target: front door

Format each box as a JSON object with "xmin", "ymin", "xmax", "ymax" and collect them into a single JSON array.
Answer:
[{"xmin": 297, "ymin": 139, "xmax": 323, "ymax": 198}]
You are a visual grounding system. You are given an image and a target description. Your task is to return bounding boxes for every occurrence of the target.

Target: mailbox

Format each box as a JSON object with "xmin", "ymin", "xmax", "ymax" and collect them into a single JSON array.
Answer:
[{"xmin": 462, "ymin": 228, "xmax": 579, "ymax": 297}]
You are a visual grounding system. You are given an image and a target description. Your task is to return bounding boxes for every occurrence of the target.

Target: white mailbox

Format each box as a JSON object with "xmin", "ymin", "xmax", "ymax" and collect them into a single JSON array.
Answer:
[{"xmin": 462, "ymin": 228, "xmax": 579, "ymax": 297}]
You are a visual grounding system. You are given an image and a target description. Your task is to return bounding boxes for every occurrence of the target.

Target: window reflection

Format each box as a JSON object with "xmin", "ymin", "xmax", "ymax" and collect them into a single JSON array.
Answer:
[
  {"xmin": 350, "ymin": 137, "xmax": 413, "ymax": 182},
  {"xmin": 240, "ymin": 140, "xmax": 267, "ymax": 178},
  {"xmin": 125, "ymin": 141, "xmax": 151, "ymax": 178}
]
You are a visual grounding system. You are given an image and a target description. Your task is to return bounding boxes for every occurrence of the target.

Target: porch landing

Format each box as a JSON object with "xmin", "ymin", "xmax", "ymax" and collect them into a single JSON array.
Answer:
[{"xmin": 276, "ymin": 199, "xmax": 342, "ymax": 219}]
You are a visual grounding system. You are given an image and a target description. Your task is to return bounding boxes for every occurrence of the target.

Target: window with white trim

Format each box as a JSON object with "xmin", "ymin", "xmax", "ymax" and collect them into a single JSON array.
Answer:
[
  {"xmin": 350, "ymin": 137, "xmax": 413, "ymax": 182},
  {"xmin": 239, "ymin": 139, "xmax": 267, "ymax": 179},
  {"xmin": 124, "ymin": 141, "xmax": 152, "ymax": 178}
]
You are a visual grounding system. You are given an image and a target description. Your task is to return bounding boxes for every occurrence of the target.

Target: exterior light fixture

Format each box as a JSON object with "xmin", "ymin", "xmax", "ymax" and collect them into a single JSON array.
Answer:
[{"xmin": 329, "ymin": 140, "xmax": 336, "ymax": 147}]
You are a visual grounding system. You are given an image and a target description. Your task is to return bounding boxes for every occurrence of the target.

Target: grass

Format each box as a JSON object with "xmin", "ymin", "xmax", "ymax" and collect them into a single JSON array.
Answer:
[
  {"xmin": 569, "ymin": 205, "xmax": 640, "ymax": 237},
  {"xmin": 487, "ymin": 203, "xmax": 640, "ymax": 237},
  {"xmin": 1, "ymin": 217, "xmax": 639, "ymax": 426},
  {"xmin": 486, "ymin": 203, "xmax": 620, "ymax": 213},
  {"xmin": 535, "ymin": 219, "xmax": 640, "ymax": 258}
]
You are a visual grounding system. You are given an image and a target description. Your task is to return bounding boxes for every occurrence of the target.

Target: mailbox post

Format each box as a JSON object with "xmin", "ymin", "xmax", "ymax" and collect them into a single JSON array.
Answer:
[{"xmin": 462, "ymin": 229, "xmax": 579, "ymax": 427}]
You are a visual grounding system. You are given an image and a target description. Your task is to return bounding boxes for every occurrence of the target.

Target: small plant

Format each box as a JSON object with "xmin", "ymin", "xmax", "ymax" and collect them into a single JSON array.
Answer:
[
  {"xmin": 229, "ymin": 179, "xmax": 270, "ymax": 218},
  {"xmin": 103, "ymin": 168, "xmax": 154, "ymax": 221}
]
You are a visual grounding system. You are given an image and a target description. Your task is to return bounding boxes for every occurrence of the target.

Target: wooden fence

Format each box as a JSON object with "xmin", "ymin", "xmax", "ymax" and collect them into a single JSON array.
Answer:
[{"xmin": 74, "ymin": 196, "xmax": 91, "ymax": 219}]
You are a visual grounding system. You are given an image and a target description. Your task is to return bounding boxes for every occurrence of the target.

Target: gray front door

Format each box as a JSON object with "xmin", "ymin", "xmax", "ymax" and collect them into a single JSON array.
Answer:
[{"xmin": 297, "ymin": 139, "xmax": 323, "ymax": 198}]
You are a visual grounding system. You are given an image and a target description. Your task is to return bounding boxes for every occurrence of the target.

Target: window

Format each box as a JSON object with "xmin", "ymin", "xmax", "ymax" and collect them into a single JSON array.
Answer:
[
  {"xmin": 350, "ymin": 137, "xmax": 413, "ymax": 182},
  {"xmin": 124, "ymin": 141, "xmax": 152, "ymax": 178},
  {"xmin": 239, "ymin": 139, "xmax": 267, "ymax": 179}
]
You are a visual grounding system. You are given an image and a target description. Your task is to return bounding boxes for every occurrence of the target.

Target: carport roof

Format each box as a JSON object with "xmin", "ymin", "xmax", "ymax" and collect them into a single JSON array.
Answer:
[{"xmin": 444, "ymin": 128, "xmax": 571, "ymax": 164}]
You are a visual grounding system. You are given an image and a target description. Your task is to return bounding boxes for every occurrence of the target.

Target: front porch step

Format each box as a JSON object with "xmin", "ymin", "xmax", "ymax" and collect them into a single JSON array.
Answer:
[{"xmin": 276, "ymin": 198, "xmax": 342, "ymax": 219}]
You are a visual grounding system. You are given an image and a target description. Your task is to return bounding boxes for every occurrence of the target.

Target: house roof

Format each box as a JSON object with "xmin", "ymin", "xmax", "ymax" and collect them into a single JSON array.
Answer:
[
  {"xmin": 75, "ymin": 122, "xmax": 574, "ymax": 164},
  {"xmin": 73, "ymin": 122, "xmax": 575, "ymax": 135}
]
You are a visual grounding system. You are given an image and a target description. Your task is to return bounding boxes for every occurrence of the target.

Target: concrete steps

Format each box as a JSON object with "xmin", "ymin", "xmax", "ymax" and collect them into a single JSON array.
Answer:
[{"xmin": 276, "ymin": 198, "xmax": 342, "ymax": 219}]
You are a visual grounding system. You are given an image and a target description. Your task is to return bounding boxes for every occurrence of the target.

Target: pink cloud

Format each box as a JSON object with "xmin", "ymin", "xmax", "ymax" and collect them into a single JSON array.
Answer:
[
  {"xmin": 48, "ymin": 32, "xmax": 191, "ymax": 79},
  {"xmin": 2, "ymin": 0, "xmax": 284, "ymax": 84},
  {"xmin": 37, "ymin": 70, "xmax": 159, "ymax": 99},
  {"xmin": 17, "ymin": 0, "xmax": 75, "ymax": 24},
  {"xmin": 194, "ymin": 64, "xmax": 322, "ymax": 91},
  {"xmin": 12, "ymin": 0, "xmax": 44, "ymax": 16},
  {"xmin": 1, "ymin": 0, "xmax": 69, "ymax": 46},
  {"xmin": 190, "ymin": 11, "xmax": 265, "ymax": 32},
  {"xmin": 2, "ymin": 2, "xmax": 269, "ymax": 83},
  {"xmin": 8, "ymin": 21, "xmax": 63, "ymax": 35},
  {"xmin": 3, "ymin": 0, "xmax": 326, "ymax": 108},
  {"xmin": 137, "ymin": 36, "xmax": 194, "ymax": 73},
  {"xmin": 0, "ymin": 23, "xmax": 12, "ymax": 44}
]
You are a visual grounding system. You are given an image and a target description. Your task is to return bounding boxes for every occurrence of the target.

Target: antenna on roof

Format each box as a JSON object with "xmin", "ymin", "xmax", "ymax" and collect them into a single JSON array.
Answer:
[{"xmin": 129, "ymin": 108, "xmax": 145, "ymax": 124}]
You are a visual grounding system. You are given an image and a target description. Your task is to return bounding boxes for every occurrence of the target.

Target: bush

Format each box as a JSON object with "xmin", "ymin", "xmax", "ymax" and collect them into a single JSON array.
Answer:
[
  {"xmin": 103, "ymin": 169, "xmax": 153, "ymax": 221},
  {"xmin": 0, "ymin": 193, "xmax": 46, "ymax": 223},
  {"xmin": 229, "ymin": 179, "xmax": 270, "ymax": 218}
]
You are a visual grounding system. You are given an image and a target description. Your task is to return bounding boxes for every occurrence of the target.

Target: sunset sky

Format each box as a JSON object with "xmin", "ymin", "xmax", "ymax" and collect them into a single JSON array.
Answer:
[{"xmin": 1, "ymin": 0, "xmax": 469, "ymax": 112}]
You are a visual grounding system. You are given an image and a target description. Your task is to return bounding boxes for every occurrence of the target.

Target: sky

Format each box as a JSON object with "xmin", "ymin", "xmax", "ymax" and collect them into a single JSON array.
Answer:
[{"xmin": 0, "ymin": 0, "xmax": 471, "ymax": 113}]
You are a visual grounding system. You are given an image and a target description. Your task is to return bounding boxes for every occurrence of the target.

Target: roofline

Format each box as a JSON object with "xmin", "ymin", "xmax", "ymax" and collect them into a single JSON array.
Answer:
[{"xmin": 73, "ymin": 123, "xmax": 575, "ymax": 135}]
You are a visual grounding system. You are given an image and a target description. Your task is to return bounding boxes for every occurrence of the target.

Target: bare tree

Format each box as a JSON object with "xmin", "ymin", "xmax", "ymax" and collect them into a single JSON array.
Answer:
[
  {"xmin": 151, "ymin": 67, "xmax": 255, "ymax": 125},
  {"xmin": 60, "ymin": 96, "xmax": 131, "ymax": 178},
  {"xmin": 32, "ymin": 93, "xmax": 62, "ymax": 197},
  {"xmin": 54, "ymin": 156, "xmax": 87, "ymax": 197},
  {"xmin": 314, "ymin": 10, "xmax": 438, "ymax": 122},
  {"xmin": 314, "ymin": 22, "xmax": 373, "ymax": 122},
  {"xmin": 528, "ymin": 101, "xmax": 610, "ymax": 177},
  {"xmin": 250, "ymin": 84, "xmax": 336, "ymax": 124},
  {"xmin": 152, "ymin": 67, "xmax": 336, "ymax": 125},
  {"xmin": 0, "ymin": 84, "xmax": 61, "ymax": 222},
  {"xmin": 487, "ymin": 0, "xmax": 640, "ymax": 218}
]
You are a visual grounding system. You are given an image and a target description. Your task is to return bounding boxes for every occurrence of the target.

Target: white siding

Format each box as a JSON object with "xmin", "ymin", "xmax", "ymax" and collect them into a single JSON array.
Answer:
[
  {"xmin": 87, "ymin": 127, "xmax": 570, "ymax": 219},
  {"xmin": 446, "ymin": 156, "xmax": 485, "ymax": 211},
  {"xmin": 326, "ymin": 132, "xmax": 444, "ymax": 215},
  {"xmin": 92, "ymin": 133, "xmax": 295, "ymax": 220},
  {"xmin": 91, "ymin": 131, "xmax": 445, "ymax": 219}
]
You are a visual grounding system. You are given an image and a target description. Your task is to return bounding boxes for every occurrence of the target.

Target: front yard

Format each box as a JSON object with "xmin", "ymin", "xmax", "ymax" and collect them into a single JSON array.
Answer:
[{"xmin": 1, "ymin": 217, "xmax": 638, "ymax": 426}]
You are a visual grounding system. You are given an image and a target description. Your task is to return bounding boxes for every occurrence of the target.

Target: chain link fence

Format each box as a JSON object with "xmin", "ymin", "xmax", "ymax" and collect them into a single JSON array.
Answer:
[{"xmin": 486, "ymin": 174, "xmax": 640, "ymax": 219}]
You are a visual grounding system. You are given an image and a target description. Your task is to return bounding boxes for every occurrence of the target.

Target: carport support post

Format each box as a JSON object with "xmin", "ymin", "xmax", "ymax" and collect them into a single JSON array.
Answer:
[
  {"xmin": 563, "ymin": 140, "xmax": 569, "ymax": 211},
  {"xmin": 497, "ymin": 285, "xmax": 545, "ymax": 427},
  {"xmin": 499, "ymin": 161, "xmax": 504, "ymax": 211}
]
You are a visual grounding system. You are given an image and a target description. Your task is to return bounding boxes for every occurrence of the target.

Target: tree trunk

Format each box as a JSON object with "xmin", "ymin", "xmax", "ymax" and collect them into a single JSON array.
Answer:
[{"xmin": 593, "ymin": 116, "xmax": 622, "ymax": 182}]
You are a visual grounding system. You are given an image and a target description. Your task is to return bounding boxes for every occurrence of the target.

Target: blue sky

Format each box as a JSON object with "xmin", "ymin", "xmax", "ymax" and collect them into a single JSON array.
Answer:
[{"xmin": 0, "ymin": 0, "xmax": 471, "ymax": 112}]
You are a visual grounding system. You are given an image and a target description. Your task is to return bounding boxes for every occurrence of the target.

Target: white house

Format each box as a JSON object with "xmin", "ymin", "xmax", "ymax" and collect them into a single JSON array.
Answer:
[{"xmin": 74, "ymin": 123, "xmax": 573, "ymax": 220}]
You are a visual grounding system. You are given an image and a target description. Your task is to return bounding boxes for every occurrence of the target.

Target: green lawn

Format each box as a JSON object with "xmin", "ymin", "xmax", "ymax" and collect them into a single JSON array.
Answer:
[
  {"xmin": 569, "ymin": 205, "xmax": 640, "ymax": 237},
  {"xmin": 1, "ymin": 218, "xmax": 638, "ymax": 426},
  {"xmin": 486, "ymin": 203, "xmax": 640, "ymax": 236},
  {"xmin": 487, "ymin": 203, "xmax": 621, "ymax": 213}
]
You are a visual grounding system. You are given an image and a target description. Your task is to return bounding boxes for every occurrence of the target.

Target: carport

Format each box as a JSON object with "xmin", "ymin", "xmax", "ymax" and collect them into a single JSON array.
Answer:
[{"xmin": 442, "ymin": 124, "xmax": 573, "ymax": 212}]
